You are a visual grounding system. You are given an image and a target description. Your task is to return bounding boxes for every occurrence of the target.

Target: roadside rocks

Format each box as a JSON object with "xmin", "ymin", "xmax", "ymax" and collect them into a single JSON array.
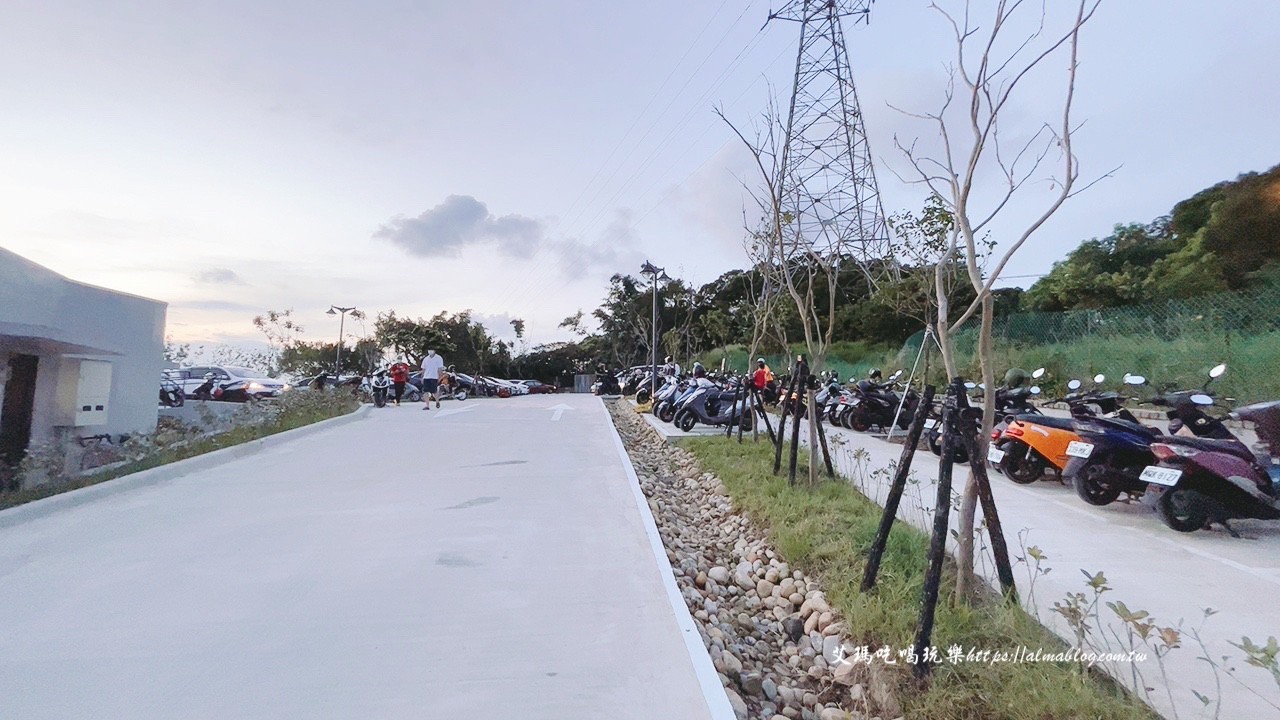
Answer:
[{"xmin": 606, "ymin": 400, "xmax": 903, "ymax": 720}]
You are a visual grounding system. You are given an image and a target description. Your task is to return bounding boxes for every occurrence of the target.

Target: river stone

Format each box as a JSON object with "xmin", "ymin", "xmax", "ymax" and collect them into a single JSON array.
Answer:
[{"xmin": 782, "ymin": 617, "xmax": 805, "ymax": 642}]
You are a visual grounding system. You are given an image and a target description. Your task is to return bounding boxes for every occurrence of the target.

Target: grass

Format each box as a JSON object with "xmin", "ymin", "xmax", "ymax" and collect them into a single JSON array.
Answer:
[
  {"xmin": 681, "ymin": 434, "xmax": 1158, "ymax": 720},
  {"xmin": 699, "ymin": 340, "xmax": 895, "ymax": 380},
  {"xmin": 0, "ymin": 391, "xmax": 360, "ymax": 512}
]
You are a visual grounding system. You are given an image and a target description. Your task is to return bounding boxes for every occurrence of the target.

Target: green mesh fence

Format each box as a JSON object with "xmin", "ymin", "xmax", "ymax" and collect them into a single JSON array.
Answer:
[{"xmin": 896, "ymin": 286, "xmax": 1280, "ymax": 403}]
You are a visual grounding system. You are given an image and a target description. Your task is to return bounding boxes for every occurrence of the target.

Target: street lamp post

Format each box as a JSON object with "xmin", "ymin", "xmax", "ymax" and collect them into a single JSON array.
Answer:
[
  {"xmin": 327, "ymin": 305, "xmax": 358, "ymax": 377},
  {"xmin": 639, "ymin": 262, "xmax": 670, "ymax": 401}
]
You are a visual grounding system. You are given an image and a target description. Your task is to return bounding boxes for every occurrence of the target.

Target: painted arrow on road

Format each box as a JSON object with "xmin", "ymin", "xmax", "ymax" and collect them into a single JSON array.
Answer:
[
  {"xmin": 547, "ymin": 403, "xmax": 574, "ymax": 421},
  {"xmin": 433, "ymin": 404, "xmax": 478, "ymax": 419}
]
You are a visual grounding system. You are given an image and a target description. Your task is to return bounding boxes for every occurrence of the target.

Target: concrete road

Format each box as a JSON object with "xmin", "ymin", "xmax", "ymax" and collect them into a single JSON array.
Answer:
[
  {"xmin": 643, "ymin": 409, "xmax": 1280, "ymax": 719},
  {"xmin": 0, "ymin": 395, "xmax": 728, "ymax": 720}
]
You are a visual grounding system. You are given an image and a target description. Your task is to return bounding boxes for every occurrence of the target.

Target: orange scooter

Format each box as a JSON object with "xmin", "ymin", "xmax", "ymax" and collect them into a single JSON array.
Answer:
[{"xmin": 989, "ymin": 375, "xmax": 1106, "ymax": 484}]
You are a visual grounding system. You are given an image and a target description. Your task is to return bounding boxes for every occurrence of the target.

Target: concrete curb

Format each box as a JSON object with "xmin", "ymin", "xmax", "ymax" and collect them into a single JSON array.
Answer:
[
  {"xmin": 0, "ymin": 404, "xmax": 373, "ymax": 530},
  {"xmin": 600, "ymin": 398, "xmax": 738, "ymax": 720}
]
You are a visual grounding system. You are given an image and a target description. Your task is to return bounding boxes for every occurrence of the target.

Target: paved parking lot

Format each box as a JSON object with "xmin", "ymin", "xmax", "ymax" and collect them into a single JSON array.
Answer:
[{"xmin": 0, "ymin": 395, "xmax": 729, "ymax": 720}]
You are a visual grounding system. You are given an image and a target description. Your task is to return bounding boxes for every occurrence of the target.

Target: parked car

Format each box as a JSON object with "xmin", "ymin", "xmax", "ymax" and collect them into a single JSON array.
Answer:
[
  {"xmin": 520, "ymin": 380, "xmax": 558, "ymax": 394},
  {"xmin": 483, "ymin": 377, "xmax": 528, "ymax": 396},
  {"xmin": 294, "ymin": 373, "xmax": 362, "ymax": 391},
  {"xmin": 169, "ymin": 365, "xmax": 290, "ymax": 400}
]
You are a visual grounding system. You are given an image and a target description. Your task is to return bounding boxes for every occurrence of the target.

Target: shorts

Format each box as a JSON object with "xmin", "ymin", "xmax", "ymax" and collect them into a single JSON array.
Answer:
[{"xmin": 423, "ymin": 379, "xmax": 439, "ymax": 393}]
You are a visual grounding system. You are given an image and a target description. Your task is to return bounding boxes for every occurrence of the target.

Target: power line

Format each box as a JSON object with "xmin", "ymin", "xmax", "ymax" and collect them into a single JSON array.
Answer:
[
  {"xmin": 556, "ymin": 0, "xmax": 733, "ymax": 228},
  {"xmin": 502, "ymin": 3, "xmax": 771, "ymax": 316},
  {"xmin": 495, "ymin": 0, "xmax": 742, "ymax": 314},
  {"xmin": 557, "ymin": 0, "xmax": 761, "ymax": 240}
]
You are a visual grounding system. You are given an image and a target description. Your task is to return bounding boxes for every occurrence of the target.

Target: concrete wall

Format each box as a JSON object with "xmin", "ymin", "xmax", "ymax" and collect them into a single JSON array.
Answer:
[{"xmin": 0, "ymin": 248, "xmax": 166, "ymax": 449}]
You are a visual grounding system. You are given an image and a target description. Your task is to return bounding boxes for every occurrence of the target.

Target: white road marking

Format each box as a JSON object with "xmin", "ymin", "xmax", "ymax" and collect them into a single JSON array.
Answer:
[
  {"xmin": 432, "ymin": 404, "xmax": 478, "ymax": 419},
  {"xmin": 548, "ymin": 403, "xmax": 574, "ymax": 421}
]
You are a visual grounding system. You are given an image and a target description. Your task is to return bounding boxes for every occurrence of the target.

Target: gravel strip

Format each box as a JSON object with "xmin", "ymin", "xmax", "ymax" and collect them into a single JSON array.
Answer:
[{"xmin": 606, "ymin": 400, "xmax": 904, "ymax": 720}]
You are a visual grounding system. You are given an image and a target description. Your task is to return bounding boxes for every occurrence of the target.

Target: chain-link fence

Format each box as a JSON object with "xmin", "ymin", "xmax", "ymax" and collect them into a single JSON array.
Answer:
[{"xmin": 896, "ymin": 286, "xmax": 1280, "ymax": 403}]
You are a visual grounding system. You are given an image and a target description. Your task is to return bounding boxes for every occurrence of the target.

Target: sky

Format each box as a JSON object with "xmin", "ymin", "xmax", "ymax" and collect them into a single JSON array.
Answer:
[{"xmin": 2, "ymin": 0, "xmax": 1278, "ymax": 352}]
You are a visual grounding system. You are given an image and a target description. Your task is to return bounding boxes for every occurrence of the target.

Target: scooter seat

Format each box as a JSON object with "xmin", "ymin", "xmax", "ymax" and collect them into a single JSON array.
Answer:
[
  {"xmin": 1162, "ymin": 435, "xmax": 1254, "ymax": 461},
  {"xmin": 1013, "ymin": 414, "xmax": 1074, "ymax": 431}
]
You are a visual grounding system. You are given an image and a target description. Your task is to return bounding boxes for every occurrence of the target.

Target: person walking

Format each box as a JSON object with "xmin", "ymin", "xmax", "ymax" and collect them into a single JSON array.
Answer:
[
  {"xmin": 389, "ymin": 359, "xmax": 410, "ymax": 406},
  {"xmin": 420, "ymin": 349, "xmax": 445, "ymax": 409}
]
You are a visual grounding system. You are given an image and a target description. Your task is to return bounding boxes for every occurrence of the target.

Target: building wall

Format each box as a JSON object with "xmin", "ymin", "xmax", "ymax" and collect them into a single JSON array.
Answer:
[{"xmin": 0, "ymin": 248, "xmax": 167, "ymax": 451}]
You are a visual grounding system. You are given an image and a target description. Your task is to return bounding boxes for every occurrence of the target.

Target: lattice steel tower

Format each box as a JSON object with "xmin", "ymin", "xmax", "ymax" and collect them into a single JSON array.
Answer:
[{"xmin": 771, "ymin": 0, "xmax": 890, "ymax": 265}]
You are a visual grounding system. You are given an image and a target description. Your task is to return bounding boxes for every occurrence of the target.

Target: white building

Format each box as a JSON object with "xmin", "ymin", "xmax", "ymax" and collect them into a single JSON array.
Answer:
[{"xmin": 0, "ymin": 247, "xmax": 167, "ymax": 464}]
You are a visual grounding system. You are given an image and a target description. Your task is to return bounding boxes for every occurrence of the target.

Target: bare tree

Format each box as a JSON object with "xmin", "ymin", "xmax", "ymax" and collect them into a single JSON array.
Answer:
[{"xmin": 892, "ymin": 0, "xmax": 1105, "ymax": 598}]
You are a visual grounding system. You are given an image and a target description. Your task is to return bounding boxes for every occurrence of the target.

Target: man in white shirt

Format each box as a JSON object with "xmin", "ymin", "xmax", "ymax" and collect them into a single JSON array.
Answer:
[{"xmin": 420, "ymin": 349, "xmax": 445, "ymax": 409}]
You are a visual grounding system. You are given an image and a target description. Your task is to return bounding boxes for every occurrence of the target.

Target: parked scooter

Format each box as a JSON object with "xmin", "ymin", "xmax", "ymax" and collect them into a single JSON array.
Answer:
[
  {"xmin": 1064, "ymin": 366, "xmax": 1233, "ymax": 506},
  {"xmin": 991, "ymin": 372, "xmax": 1110, "ymax": 484},
  {"xmin": 160, "ymin": 374, "xmax": 185, "ymax": 407},
  {"xmin": 844, "ymin": 369, "xmax": 917, "ymax": 432},
  {"xmin": 191, "ymin": 373, "xmax": 217, "ymax": 401},
  {"xmin": 929, "ymin": 369, "xmax": 1046, "ymax": 461},
  {"xmin": 1141, "ymin": 397, "xmax": 1280, "ymax": 535},
  {"xmin": 673, "ymin": 376, "xmax": 753, "ymax": 432},
  {"xmin": 365, "ymin": 369, "xmax": 393, "ymax": 408},
  {"xmin": 595, "ymin": 368, "xmax": 623, "ymax": 397},
  {"xmin": 652, "ymin": 375, "xmax": 685, "ymax": 423}
]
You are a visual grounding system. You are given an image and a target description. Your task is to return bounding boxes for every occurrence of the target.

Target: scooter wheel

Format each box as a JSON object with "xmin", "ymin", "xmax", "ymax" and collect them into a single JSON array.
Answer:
[
  {"xmin": 1074, "ymin": 461, "xmax": 1123, "ymax": 506},
  {"xmin": 850, "ymin": 413, "xmax": 871, "ymax": 432},
  {"xmin": 678, "ymin": 411, "xmax": 697, "ymax": 432},
  {"xmin": 1000, "ymin": 441, "xmax": 1044, "ymax": 484},
  {"xmin": 1157, "ymin": 487, "xmax": 1208, "ymax": 532}
]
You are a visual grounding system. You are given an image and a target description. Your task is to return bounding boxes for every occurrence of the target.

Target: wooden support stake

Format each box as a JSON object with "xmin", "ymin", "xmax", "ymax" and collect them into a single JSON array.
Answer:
[
  {"xmin": 755, "ymin": 388, "xmax": 777, "ymax": 445},
  {"xmin": 788, "ymin": 361, "xmax": 807, "ymax": 486},
  {"xmin": 773, "ymin": 371, "xmax": 800, "ymax": 475},
  {"xmin": 912, "ymin": 380, "xmax": 960, "ymax": 681},
  {"xmin": 958, "ymin": 415, "xmax": 1018, "ymax": 601},
  {"xmin": 862, "ymin": 384, "xmax": 936, "ymax": 592}
]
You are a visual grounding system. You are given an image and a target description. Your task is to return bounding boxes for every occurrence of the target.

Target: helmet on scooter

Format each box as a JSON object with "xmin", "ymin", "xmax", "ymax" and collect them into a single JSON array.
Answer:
[
  {"xmin": 693, "ymin": 362, "xmax": 706, "ymax": 378},
  {"xmin": 1004, "ymin": 367, "xmax": 1029, "ymax": 388},
  {"xmin": 868, "ymin": 368, "xmax": 882, "ymax": 380}
]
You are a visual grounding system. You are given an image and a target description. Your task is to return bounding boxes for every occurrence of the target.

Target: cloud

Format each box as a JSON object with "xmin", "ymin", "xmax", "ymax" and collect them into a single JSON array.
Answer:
[
  {"xmin": 193, "ymin": 268, "xmax": 247, "ymax": 285},
  {"xmin": 375, "ymin": 195, "xmax": 635, "ymax": 275},
  {"xmin": 170, "ymin": 300, "xmax": 263, "ymax": 313}
]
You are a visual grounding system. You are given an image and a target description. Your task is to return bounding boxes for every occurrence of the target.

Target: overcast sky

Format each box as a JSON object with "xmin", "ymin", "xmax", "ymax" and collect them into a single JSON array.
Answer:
[{"xmin": 2, "ymin": 1, "xmax": 1277, "ymax": 351}]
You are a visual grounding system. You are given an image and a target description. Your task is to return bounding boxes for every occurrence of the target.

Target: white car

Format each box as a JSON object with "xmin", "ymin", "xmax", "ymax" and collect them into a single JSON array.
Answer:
[
  {"xmin": 484, "ymin": 376, "xmax": 528, "ymax": 395},
  {"xmin": 167, "ymin": 365, "xmax": 290, "ymax": 400}
]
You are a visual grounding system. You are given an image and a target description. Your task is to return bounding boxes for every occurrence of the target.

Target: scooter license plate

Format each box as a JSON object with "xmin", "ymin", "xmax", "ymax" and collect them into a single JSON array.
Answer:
[
  {"xmin": 1066, "ymin": 441, "xmax": 1094, "ymax": 458},
  {"xmin": 923, "ymin": 419, "xmax": 937, "ymax": 429},
  {"xmin": 987, "ymin": 445, "xmax": 1006, "ymax": 464},
  {"xmin": 1140, "ymin": 466, "xmax": 1182, "ymax": 487}
]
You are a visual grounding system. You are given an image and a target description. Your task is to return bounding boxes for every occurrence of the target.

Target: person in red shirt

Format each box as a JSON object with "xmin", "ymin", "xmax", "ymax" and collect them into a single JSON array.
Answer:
[
  {"xmin": 388, "ymin": 360, "xmax": 411, "ymax": 406},
  {"xmin": 752, "ymin": 358, "xmax": 772, "ymax": 390}
]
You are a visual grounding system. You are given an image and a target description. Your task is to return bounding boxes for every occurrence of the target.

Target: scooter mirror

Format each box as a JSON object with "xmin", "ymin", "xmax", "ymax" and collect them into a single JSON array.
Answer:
[
  {"xmin": 1123, "ymin": 374, "xmax": 1146, "ymax": 385},
  {"xmin": 977, "ymin": 383, "xmax": 986, "ymax": 390},
  {"xmin": 1093, "ymin": 374, "xmax": 1106, "ymax": 384},
  {"xmin": 1032, "ymin": 367, "xmax": 1046, "ymax": 379},
  {"xmin": 1030, "ymin": 386, "xmax": 1041, "ymax": 395},
  {"xmin": 964, "ymin": 382, "xmax": 976, "ymax": 390},
  {"xmin": 1190, "ymin": 393, "xmax": 1215, "ymax": 406},
  {"xmin": 1209, "ymin": 363, "xmax": 1227, "ymax": 379},
  {"xmin": 890, "ymin": 370, "xmax": 902, "ymax": 380},
  {"xmin": 1068, "ymin": 379, "xmax": 1082, "ymax": 391}
]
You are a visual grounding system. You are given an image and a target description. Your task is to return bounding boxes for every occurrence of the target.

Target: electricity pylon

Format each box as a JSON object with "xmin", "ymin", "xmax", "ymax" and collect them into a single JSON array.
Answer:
[{"xmin": 770, "ymin": 0, "xmax": 891, "ymax": 268}]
